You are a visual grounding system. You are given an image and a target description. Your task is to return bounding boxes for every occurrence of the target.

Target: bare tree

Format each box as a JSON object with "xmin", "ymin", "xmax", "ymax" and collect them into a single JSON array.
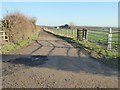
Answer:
[
  {"xmin": 69, "ymin": 22, "xmax": 76, "ymax": 37},
  {"xmin": 69, "ymin": 22, "xmax": 75, "ymax": 29},
  {"xmin": 30, "ymin": 17, "xmax": 37, "ymax": 24}
]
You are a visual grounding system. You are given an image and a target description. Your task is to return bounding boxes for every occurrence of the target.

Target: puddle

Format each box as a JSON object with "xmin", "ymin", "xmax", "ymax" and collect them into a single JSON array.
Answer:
[
  {"xmin": 12, "ymin": 55, "xmax": 48, "ymax": 66},
  {"xmin": 2, "ymin": 55, "xmax": 48, "ymax": 76}
]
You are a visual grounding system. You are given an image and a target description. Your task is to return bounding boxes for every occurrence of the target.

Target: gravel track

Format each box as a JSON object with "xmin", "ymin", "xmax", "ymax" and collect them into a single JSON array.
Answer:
[{"xmin": 2, "ymin": 30, "xmax": 118, "ymax": 88}]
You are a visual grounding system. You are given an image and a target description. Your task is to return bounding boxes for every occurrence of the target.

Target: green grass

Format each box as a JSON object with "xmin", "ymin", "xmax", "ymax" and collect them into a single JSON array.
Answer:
[
  {"xmin": 50, "ymin": 28, "xmax": 77, "ymax": 38},
  {"xmin": 74, "ymin": 40, "xmax": 119, "ymax": 69},
  {"xmin": 48, "ymin": 28, "xmax": 119, "ymax": 50},
  {"xmin": 88, "ymin": 30, "xmax": 119, "ymax": 51},
  {"xmin": 1, "ymin": 30, "xmax": 40, "ymax": 54},
  {"xmin": 45, "ymin": 28, "xmax": 119, "ymax": 57},
  {"xmin": 87, "ymin": 30, "xmax": 108, "ymax": 44}
]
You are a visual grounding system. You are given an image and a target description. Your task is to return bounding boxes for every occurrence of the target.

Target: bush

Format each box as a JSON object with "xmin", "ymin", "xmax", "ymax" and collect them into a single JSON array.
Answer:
[{"xmin": 1, "ymin": 12, "xmax": 37, "ymax": 44}]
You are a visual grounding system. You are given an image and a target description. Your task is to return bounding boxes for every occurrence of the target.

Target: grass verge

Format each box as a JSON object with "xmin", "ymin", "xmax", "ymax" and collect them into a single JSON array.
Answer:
[{"xmin": 1, "ymin": 30, "xmax": 40, "ymax": 54}]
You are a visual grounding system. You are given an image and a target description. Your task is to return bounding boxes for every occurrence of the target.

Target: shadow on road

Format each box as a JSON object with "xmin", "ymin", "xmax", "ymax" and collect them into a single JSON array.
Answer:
[{"xmin": 2, "ymin": 53, "xmax": 118, "ymax": 77}]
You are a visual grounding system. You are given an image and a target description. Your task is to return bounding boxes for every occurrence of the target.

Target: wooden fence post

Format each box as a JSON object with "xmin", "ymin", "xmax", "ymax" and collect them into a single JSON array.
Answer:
[
  {"xmin": 84, "ymin": 28, "xmax": 87, "ymax": 40},
  {"xmin": 77, "ymin": 29, "xmax": 82, "ymax": 40},
  {"xmin": 3, "ymin": 31, "xmax": 5, "ymax": 40},
  {"xmin": 82, "ymin": 28, "xmax": 87, "ymax": 40},
  {"xmin": 86, "ymin": 29, "xmax": 88, "ymax": 40},
  {"xmin": 72, "ymin": 29, "xmax": 74, "ymax": 38},
  {"xmin": 73, "ymin": 29, "xmax": 75, "ymax": 38},
  {"xmin": 77, "ymin": 29, "xmax": 79, "ymax": 40},
  {"xmin": 107, "ymin": 28, "xmax": 112, "ymax": 50}
]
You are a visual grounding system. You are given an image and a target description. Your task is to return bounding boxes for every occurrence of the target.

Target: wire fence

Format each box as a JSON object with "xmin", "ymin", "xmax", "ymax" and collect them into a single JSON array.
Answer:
[
  {"xmin": 48, "ymin": 28, "xmax": 77, "ymax": 38},
  {"xmin": 87, "ymin": 29, "xmax": 119, "ymax": 51},
  {"xmin": 45, "ymin": 28, "xmax": 119, "ymax": 52}
]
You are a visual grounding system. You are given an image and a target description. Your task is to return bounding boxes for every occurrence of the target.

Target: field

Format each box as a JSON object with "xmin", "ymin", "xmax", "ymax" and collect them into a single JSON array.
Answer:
[{"xmin": 48, "ymin": 28, "xmax": 119, "ymax": 51}]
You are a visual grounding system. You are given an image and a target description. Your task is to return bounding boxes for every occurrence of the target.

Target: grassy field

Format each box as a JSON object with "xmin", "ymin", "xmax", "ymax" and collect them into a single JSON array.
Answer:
[
  {"xmin": 48, "ymin": 28, "xmax": 119, "ymax": 51},
  {"xmin": 50, "ymin": 28, "xmax": 77, "ymax": 38},
  {"xmin": 88, "ymin": 30, "xmax": 119, "ymax": 50}
]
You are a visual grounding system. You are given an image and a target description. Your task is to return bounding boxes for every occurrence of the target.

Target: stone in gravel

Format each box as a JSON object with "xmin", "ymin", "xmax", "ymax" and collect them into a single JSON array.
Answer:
[
  {"xmin": 97, "ymin": 87, "xmax": 100, "ymax": 89},
  {"xmin": 75, "ymin": 85, "xmax": 77, "ymax": 88},
  {"xmin": 52, "ymin": 74, "xmax": 55, "ymax": 76},
  {"xmin": 47, "ymin": 84, "xmax": 50, "ymax": 87},
  {"xmin": 53, "ymin": 82, "xmax": 57, "ymax": 84},
  {"xmin": 41, "ymin": 83, "xmax": 44, "ymax": 86},
  {"xmin": 64, "ymin": 79, "xmax": 67, "ymax": 81},
  {"xmin": 13, "ymin": 64, "xmax": 16, "ymax": 67},
  {"xmin": 2, "ymin": 79, "xmax": 5, "ymax": 81},
  {"xmin": 37, "ymin": 82, "xmax": 40, "ymax": 84}
]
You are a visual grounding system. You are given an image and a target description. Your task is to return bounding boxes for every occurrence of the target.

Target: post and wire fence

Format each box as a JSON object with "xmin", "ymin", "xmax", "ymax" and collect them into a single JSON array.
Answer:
[
  {"xmin": 87, "ymin": 28, "xmax": 119, "ymax": 51},
  {"xmin": 45, "ymin": 27, "xmax": 119, "ymax": 52}
]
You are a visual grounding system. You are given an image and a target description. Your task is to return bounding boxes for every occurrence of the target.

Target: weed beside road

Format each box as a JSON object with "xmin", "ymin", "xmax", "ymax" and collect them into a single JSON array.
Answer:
[{"xmin": 1, "ymin": 30, "xmax": 40, "ymax": 54}]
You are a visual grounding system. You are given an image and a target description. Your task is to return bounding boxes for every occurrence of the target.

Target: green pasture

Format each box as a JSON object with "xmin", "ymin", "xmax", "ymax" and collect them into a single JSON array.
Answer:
[{"xmin": 48, "ymin": 28, "xmax": 119, "ymax": 50}]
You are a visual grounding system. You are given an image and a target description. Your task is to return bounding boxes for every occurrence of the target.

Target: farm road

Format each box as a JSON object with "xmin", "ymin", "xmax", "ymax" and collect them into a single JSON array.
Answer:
[{"xmin": 2, "ymin": 29, "xmax": 118, "ymax": 88}]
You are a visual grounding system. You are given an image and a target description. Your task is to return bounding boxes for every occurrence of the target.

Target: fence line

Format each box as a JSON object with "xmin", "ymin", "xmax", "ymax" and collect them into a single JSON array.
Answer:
[
  {"xmin": 0, "ymin": 30, "xmax": 9, "ymax": 42},
  {"xmin": 107, "ymin": 28, "xmax": 112, "ymax": 50},
  {"xmin": 45, "ymin": 28, "xmax": 119, "ymax": 51},
  {"xmin": 87, "ymin": 28, "xmax": 119, "ymax": 51}
]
